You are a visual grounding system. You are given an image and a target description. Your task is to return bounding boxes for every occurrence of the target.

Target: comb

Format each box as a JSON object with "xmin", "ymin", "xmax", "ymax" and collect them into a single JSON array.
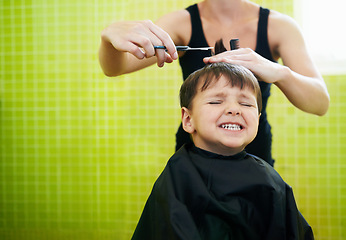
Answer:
[
  {"xmin": 213, "ymin": 38, "xmax": 240, "ymax": 55},
  {"xmin": 230, "ymin": 39, "xmax": 240, "ymax": 50}
]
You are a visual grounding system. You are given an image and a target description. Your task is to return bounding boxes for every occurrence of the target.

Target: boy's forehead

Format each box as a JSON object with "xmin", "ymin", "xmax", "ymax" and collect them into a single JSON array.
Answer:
[
  {"xmin": 198, "ymin": 75, "xmax": 225, "ymax": 88},
  {"xmin": 196, "ymin": 76, "xmax": 256, "ymax": 98},
  {"xmin": 198, "ymin": 75, "xmax": 248, "ymax": 91}
]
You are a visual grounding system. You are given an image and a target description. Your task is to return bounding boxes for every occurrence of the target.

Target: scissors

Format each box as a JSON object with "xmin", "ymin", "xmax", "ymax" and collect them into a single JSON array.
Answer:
[
  {"xmin": 154, "ymin": 39, "xmax": 238, "ymax": 52},
  {"xmin": 154, "ymin": 46, "xmax": 213, "ymax": 51}
]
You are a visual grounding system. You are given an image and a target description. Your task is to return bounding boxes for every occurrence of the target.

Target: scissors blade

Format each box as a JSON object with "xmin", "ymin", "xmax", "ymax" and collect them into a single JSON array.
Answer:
[{"xmin": 154, "ymin": 46, "xmax": 213, "ymax": 51}]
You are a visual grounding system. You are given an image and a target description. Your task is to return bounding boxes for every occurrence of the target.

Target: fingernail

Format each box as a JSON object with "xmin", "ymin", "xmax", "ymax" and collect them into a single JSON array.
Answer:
[{"xmin": 173, "ymin": 52, "xmax": 178, "ymax": 59}]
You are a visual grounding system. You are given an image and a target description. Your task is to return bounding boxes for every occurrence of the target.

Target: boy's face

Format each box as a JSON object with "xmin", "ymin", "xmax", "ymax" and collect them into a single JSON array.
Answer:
[{"xmin": 182, "ymin": 75, "xmax": 260, "ymax": 156}]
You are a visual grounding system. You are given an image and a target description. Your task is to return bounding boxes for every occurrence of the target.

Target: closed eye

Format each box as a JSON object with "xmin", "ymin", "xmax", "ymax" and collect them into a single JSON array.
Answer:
[
  {"xmin": 240, "ymin": 102, "xmax": 255, "ymax": 107},
  {"xmin": 209, "ymin": 101, "xmax": 222, "ymax": 104}
]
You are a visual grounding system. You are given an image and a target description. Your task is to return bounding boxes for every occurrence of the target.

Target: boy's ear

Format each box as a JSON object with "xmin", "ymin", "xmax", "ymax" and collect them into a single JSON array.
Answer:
[{"xmin": 181, "ymin": 107, "xmax": 195, "ymax": 134}]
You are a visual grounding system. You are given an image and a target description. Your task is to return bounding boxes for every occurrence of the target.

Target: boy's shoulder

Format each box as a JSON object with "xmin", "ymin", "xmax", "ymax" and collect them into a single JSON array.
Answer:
[{"xmin": 247, "ymin": 153, "xmax": 287, "ymax": 187}]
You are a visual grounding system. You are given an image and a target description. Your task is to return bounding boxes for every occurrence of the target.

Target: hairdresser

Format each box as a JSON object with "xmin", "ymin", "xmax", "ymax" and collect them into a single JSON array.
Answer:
[{"xmin": 99, "ymin": 0, "xmax": 329, "ymax": 166}]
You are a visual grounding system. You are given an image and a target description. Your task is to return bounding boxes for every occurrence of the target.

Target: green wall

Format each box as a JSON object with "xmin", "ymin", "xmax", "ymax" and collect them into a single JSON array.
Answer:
[{"xmin": 1, "ymin": 0, "xmax": 345, "ymax": 239}]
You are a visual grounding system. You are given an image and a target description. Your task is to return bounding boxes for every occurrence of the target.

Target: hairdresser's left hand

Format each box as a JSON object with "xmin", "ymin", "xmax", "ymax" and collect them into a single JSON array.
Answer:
[{"xmin": 203, "ymin": 48, "xmax": 284, "ymax": 84}]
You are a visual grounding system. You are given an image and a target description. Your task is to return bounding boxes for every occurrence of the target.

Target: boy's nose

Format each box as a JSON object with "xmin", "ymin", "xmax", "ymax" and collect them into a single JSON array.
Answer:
[
  {"xmin": 226, "ymin": 105, "xmax": 241, "ymax": 115},
  {"xmin": 227, "ymin": 110, "xmax": 240, "ymax": 115}
]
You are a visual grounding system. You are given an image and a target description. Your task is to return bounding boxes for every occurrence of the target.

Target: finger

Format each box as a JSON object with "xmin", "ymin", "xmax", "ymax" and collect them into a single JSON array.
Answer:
[
  {"xmin": 126, "ymin": 31, "xmax": 158, "ymax": 58},
  {"xmin": 150, "ymin": 38, "xmax": 166, "ymax": 67},
  {"xmin": 127, "ymin": 34, "xmax": 166, "ymax": 67},
  {"xmin": 145, "ymin": 20, "xmax": 178, "ymax": 60},
  {"xmin": 164, "ymin": 52, "xmax": 174, "ymax": 63},
  {"xmin": 203, "ymin": 49, "xmax": 252, "ymax": 64},
  {"xmin": 203, "ymin": 57, "xmax": 211, "ymax": 64},
  {"xmin": 125, "ymin": 26, "xmax": 169, "ymax": 66},
  {"xmin": 155, "ymin": 48, "xmax": 166, "ymax": 67},
  {"xmin": 112, "ymin": 39, "xmax": 147, "ymax": 60},
  {"xmin": 154, "ymin": 51, "xmax": 174, "ymax": 67},
  {"xmin": 203, "ymin": 55, "xmax": 233, "ymax": 64}
]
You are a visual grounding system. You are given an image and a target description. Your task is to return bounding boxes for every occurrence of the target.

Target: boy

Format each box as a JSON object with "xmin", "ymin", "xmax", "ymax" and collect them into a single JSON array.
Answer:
[{"xmin": 131, "ymin": 63, "xmax": 313, "ymax": 240}]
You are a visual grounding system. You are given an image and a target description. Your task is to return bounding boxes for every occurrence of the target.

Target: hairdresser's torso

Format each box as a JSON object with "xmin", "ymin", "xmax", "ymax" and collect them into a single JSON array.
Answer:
[{"xmin": 157, "ymin": 0, "xmax": 281, "ymax": 60}]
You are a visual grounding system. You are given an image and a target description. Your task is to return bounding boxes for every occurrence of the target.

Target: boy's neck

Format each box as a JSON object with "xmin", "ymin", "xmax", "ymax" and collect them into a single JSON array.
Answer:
[
  {"xmin": 192, "ymin": 143, "xmax": 245, "ymax": 157},
  {"xmin": 193, "ymin": 143, "xmax": 245, "ymax": 157}
]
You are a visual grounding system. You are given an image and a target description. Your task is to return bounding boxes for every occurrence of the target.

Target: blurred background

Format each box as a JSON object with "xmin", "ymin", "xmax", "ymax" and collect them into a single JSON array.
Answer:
[{"xmin": 1, "ymin": 0, "xmax": 345, "ymax": 239}]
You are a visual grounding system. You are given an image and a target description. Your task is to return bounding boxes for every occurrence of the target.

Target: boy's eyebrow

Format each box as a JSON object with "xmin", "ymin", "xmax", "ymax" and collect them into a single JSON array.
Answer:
[
  {"xmin": 214, "ymin": 92, "xmax": 227, "ymax": 97},
  {"xmin": 206, "ymin": 91, "xmax": 255, "ymax": 100},
  {"xmin": 238, "ymin": 92, "xmax": 255, "ymax": 100},
  {"xmin": 205, "ymin": 92, "xmax": 227, "ymax": 98}
]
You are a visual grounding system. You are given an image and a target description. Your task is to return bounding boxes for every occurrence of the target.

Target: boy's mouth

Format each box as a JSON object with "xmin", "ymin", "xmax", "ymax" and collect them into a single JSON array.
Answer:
[{"xmin": 220, "ymin": 123, "xmax": 243, "ymax": 131}]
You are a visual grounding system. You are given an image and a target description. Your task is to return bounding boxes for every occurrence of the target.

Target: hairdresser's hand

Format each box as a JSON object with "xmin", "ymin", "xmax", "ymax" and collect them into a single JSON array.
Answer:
[
  {"xmin": 101, "ymin": 20, "xmax": 178, "ymax": 67},
  {"xmin": 204, "ymin": 48, "xmax": 283, "ymax": 83}
]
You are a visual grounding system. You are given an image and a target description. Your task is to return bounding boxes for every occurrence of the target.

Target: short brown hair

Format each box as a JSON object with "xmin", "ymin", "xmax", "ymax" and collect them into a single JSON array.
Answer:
[{"xmin": 180, "ymin": 62, "xmax": 262, "ymax": 114}]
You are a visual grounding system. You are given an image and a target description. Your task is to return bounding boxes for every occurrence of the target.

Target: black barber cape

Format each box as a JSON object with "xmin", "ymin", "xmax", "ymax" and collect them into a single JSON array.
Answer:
[{"xmin": 132, "ymin": 143, "xmax": 314, "ymax": 240}]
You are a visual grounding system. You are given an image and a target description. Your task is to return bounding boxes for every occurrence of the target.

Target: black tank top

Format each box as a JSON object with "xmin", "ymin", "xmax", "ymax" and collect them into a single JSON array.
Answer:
[{"xmin": 177, "ymin": 4, "xmax": 276, "ymax": 165}]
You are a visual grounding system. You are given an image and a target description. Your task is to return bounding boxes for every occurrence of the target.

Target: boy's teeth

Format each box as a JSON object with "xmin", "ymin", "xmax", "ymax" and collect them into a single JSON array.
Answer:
[{"xmin": 221, "ymin": 124, "xmax": 241, "ymax": 130}]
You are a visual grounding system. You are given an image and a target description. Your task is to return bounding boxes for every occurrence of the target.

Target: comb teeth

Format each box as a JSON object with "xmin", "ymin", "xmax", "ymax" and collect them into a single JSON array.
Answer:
[
  {"xmin": 230, "ymin": 39, "xmax": 240, "ymax": 50},
  {"xmin": 212, "ymin": 38, "xmax": 240, "ymax": 55},
  {"xmin": 213, "ymin": 39, "xmax": 227, "ymax": 55}
]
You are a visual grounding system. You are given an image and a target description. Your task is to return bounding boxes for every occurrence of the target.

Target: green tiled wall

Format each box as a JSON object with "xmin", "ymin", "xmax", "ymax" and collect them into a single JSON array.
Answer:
[{"xmin": 1, "ymin": 0, "xmax": 345, "ymax": 239}]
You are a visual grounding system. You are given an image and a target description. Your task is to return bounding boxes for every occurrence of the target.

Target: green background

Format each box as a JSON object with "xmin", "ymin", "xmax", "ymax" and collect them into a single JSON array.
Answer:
[{"xmin": 1, "ymin": 0, "xmax": 345, "ymax": 239}]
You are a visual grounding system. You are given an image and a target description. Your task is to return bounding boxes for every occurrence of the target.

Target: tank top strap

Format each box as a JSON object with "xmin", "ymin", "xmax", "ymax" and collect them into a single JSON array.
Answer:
[
  {"xmin": 186, "ymin": 4, "xmax": 209, "ymax": 47},
  {"xmin": 255, "ymin": 7, "xmax": 274, "ymax": 62},
  {"xmin": 179, "ymin": 4, "xmax": 211, "ymax": 80}
]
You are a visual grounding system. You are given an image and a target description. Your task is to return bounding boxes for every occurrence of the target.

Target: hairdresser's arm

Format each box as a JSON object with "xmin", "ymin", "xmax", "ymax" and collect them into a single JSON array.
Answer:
[
  {"xmin": 270, "ymin": 12, "xmax": 329, "ymax": 116},
  {"xmin": 98, "ymin": 9, "xmax": 190, "ymax": 77},
  {"xmin": 99, "ymin": 19, "xmax": 177, "ymax": 76},
  {"xmin": 204, "ymin": 12, "xmax": 329, "ymax": 116}
]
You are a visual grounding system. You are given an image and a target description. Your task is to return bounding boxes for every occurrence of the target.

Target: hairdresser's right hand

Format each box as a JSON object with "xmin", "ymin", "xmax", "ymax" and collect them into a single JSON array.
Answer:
[{"xmin": 100, "ymin": 20, "xmax": 178, "ymax": 67}]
